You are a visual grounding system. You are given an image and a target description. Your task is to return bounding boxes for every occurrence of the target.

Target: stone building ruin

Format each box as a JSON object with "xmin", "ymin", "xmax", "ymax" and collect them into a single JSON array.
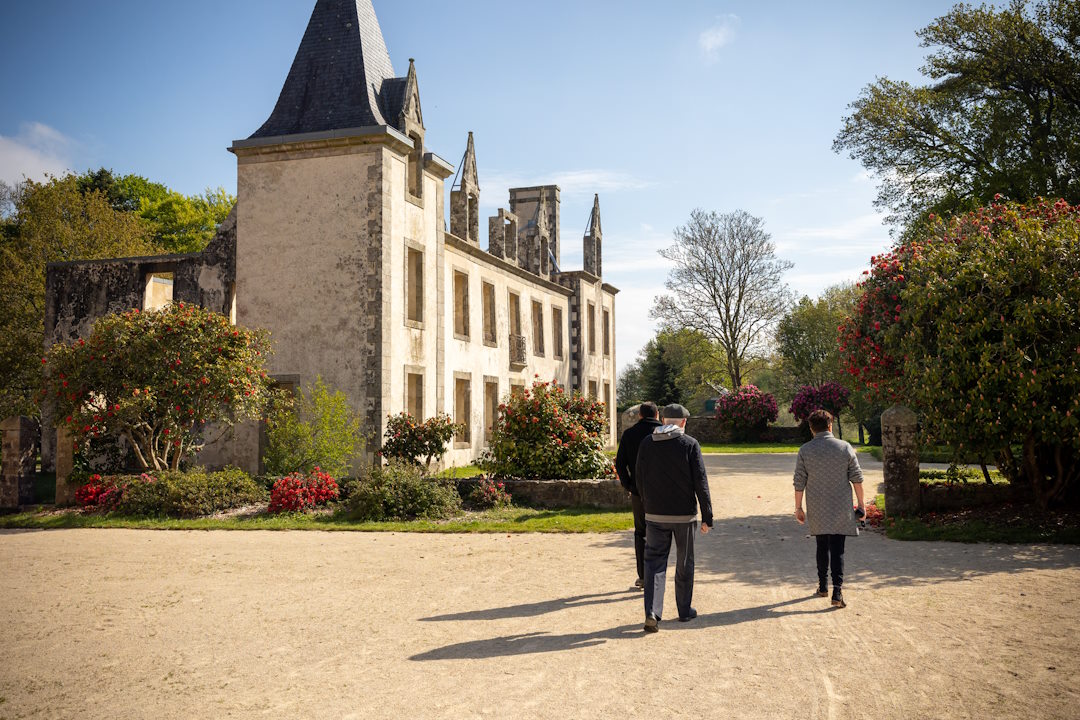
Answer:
[{"xmin": 41, "ymin": 0, "xmax": 618, "ymax": 475}]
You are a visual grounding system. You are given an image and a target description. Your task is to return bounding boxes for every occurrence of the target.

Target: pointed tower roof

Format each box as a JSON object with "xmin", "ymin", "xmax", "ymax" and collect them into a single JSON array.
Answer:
[
  {"xmin": 249, "ymin": 0, "xmax": 401, "ymax": 139},
  {"xmin": 457, "ymin": 131, "xmax": 479, "ymax": 190},
  {"xmin": 587, "ymin": 194, "xmax": 602, "ymax": 236}
]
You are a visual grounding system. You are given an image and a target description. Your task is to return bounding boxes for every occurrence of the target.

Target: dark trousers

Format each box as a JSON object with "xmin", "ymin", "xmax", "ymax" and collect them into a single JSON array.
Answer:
[
  {"xmin": 816, "ymin": 534, "xmax": 847, "ymax": 588},
  {"xmin": 631, "ymin": 494, "xmax": 646, "ymax": 581},
  {"xmin": 643, "ymin": 520, "xmax": 697, "ymax": 620}
]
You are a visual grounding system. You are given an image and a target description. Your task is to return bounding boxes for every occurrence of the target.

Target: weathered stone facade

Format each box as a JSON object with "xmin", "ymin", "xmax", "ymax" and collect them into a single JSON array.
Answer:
[
  {"xmin": 39, "ymin": 0, "xmax": 618, "ymax": 475},
  {"xmin": 1, "ymin": 417, "xmax": 37, "ymax": 509}
]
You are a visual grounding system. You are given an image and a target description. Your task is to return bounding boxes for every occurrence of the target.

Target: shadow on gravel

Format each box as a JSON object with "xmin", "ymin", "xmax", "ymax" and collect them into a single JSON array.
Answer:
[
  {"xmin": 409, "ymin": 596, "xmax": 834, "ymax": 661},
  {"xmin": 589, "ymin": 513, "xmax": 1080, "ymax": 591},
  {"xmin": 419, "ymin": 590, "xmax": 637, "ymax": 622}
]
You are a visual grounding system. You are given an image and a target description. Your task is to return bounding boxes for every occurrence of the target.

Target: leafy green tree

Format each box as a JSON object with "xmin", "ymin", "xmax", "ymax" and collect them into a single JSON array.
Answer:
[
  {"xmin": 626, "ymin": 329, "xmax": 729, "ymax": 411},
  {"xmin": 775, "ymin": 284, "xmax": 859, "ymax": 397},
  {"xmin": 263, "ymin": 376, "xmax": 365, "ymax": 478},
  {"xmin": 840, "ymin": 198, "xmax": 1080, "ymax": 508},
  {"xmin": 75, "ymin": 168, "xmax": 235, "ymax": 253},
  {"xmin": 834, "ymin": 0, "xmax": 1080, "ymax": 228},
  {"xmin": 0, "ymin": 174, "xmax": 158, "ymax": 418},
  {"xmin": 42, "ymin": 303, "xmax": 272, "ymax": 471}
]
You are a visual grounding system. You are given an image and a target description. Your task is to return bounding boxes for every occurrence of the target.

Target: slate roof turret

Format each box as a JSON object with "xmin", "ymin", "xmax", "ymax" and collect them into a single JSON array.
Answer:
[{"xmin": 250, "ymin": 0, "xmax": 407, "ymax": 139}]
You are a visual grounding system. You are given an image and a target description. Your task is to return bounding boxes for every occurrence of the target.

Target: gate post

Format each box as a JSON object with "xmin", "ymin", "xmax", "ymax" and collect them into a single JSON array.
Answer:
[
  {"xmin": 54, "ymin": 427, "xmax": 77, "ymax": 506},
  {"xmin": 881, "ymin": 405, "xmax": 920, "ymax": 516},
  {"xmin": 1, "ymin": 417, "xmax": 37, "ymax": 509}
]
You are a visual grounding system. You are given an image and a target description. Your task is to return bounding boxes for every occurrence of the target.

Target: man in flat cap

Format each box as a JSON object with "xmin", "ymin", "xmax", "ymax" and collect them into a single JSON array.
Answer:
[{"xmin": 634, "ymin": 403, "xmax": 714, "ymax": 633}]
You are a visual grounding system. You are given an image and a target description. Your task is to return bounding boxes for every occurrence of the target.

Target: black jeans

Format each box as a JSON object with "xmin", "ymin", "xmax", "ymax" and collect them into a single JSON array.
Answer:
[
  {"xmin": 816, "ymin": 534, "xmax": 846, "ymax": 588},
  {"xmin": 631, "ymin": 494, "xmax": 646, "ymax": 581},
  {"xmin": 643, "ymin": 520, "xmax": 697, "ymax": 621}
]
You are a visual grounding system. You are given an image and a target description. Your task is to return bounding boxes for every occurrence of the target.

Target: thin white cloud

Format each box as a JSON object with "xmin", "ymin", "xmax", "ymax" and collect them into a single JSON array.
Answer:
[
  {"xmin": 774, "ymin": 213, "xmax": 891, "ymax": 257},
  {"xmin": 0, "ymin": 122, "xmax": 75, "ymax": 186},
  {"xmin": 699, "ymin": 15, "xmax": 740, "ymax": 62},
  {"xmin": 478, "ymin": 168, "xmax": 650, "ymax": 210}
]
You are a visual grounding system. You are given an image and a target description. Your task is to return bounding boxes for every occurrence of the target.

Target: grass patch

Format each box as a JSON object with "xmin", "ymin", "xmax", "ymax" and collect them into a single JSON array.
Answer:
[
  {"xmin": 699, "ymin": 442, "xmax": 803, "ymax": 454},
  {"xmin": 433, "ymin": 465, "xmax": 483, "ymax": 479},
  {"xmin": 0, "ymin": 505, "xmax": 633, "ymax": 534},
  {"xmin": 874, "ymin": 493, "xmax": 1080, "ymax": 544}
]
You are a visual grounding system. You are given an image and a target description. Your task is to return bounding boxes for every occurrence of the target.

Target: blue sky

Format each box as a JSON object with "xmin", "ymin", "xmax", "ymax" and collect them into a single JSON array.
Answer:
[{"xmin": 0, "ymin": 0, "xmax": 963, "ymax": 373}]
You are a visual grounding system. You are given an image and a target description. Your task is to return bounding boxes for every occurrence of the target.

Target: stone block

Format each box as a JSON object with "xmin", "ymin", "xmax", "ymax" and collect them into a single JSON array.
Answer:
[
  {"xmin": 54, "ymin": 427, "xmax": 77, "ymax": 507},
  {"xmin": 1, "ymin": 416, "xmax": 37, "ymax": 509},
  {"xmin": 882, "ymin": 405, "xmax": 920, "ymax": 516}
]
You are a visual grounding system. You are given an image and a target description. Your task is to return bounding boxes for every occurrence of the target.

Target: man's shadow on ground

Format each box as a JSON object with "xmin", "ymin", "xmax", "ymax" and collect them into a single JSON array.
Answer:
[
  {"xmin": 410, "ymin": 595, "xmax": 832, "ymax": 661},
  {"xmin": 419, "ymin": 590, "xmax": 637, "ymax": 623}
]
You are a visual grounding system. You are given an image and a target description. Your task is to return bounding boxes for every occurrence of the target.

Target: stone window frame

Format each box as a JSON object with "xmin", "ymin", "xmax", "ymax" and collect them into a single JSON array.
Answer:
[
  {"xmin": 483, "ymin": 375, "xmax": 500, "ymax": 446},
  {"xmin": 552, "ymin": 305, "xmax": 564, "ymax": 360},
  {"xmin": 587, "ymin": 301, "xmax": 597, "ymax": 355},
  {"xmin": 404, "ymin": 240, "xmax": 424, "ymax": 329},
  {"xmin": 602, "ymin": 307, "xmax": 611, "ymax": 356},
  {"xmin": 404, "ymin": 364, "xmax": 425, "ymax": 420},
  {"xmin": 507, "ymin": 290, "xmax": 522, "ymax": 338},
  {"xmin": 509, "ymin": 379, "xmax": 526, "ymax": 398},
  {"xmin": 531, "ymin": 298, "xmax": 545, "ymax": 357},
  {"xmin": 588, "ymin": 379, "xmax": 599, "ymax": 400},
  {"xmin": 481, "ymin": 280, "xmax": 498, "ymax": 347},
  {"xmin": 142, "ymin": 263, "xmax": 177, "ymax": 311},
  {"xmin": 453, "ymin": 371, "xmax": 472, "ymax": 448},
  {"xmin": 452, "ymin": 266, "xmax": 471, "ymax": 342},
  {"xmin": 406, "ymin": 132, "xmax": 425, "ymax": 206}
]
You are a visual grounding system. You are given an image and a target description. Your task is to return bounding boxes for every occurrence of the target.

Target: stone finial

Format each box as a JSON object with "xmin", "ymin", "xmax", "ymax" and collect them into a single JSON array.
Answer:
[
  {"xmin": 583, "ymin": 194, "xmax": 602, "ymax": 276},
  {"xmin": 451, "ymin": 132, "xmax": 480, "ymax": 243},
  {"xmin": 881, "ymin": 405, "xmax": 920, "ymax": 516}
]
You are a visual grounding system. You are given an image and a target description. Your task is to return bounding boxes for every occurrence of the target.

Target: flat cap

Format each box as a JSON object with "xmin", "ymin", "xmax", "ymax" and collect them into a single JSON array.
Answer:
[{"xmin": 661, "ymin": 403, "xmax": 690, "ymax": 419}]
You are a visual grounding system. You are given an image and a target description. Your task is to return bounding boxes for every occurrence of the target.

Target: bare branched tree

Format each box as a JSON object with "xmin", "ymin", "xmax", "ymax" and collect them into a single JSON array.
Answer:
[{"xmin": 651, "ymin": 209, "xmax": 793, "ymax": 389}]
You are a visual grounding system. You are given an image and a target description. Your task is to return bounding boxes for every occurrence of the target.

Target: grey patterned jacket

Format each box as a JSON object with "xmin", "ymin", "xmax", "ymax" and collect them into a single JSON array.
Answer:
[{"xmin": 793, "ymin": 431, "xmax": 864, "ymax": 536}]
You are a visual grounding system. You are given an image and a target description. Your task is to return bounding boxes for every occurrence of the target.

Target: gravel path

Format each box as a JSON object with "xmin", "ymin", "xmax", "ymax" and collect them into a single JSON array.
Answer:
[{"xmin": 1, "ymin": 454, "xmax": 1078, "ymax": 719}]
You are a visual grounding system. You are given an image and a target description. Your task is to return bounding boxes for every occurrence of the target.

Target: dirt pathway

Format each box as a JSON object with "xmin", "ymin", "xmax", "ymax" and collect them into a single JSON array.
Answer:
[{"xmin": 1, "ymin": 454, "xmax": 1077, "ymax": 719}]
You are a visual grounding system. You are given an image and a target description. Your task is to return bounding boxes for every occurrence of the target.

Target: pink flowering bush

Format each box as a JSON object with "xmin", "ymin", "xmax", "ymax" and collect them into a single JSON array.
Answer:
[
  {"xmin": 714, "ymin": 385, "xmax": 779, "ymax": 441},
  {"xmin": 75, "ymin": 467, "xmax": 264, "ymax": 517},
  {"xmin": 466, "ymin": 478, "xmax": 513, "ymax": 509},
  {"xmin": 789, "ymin": 382, "xmax": 851, "ymax": 422},
  {"xmin": 381, "ymin": 412, "xmax": 460, "ymax": 468}
]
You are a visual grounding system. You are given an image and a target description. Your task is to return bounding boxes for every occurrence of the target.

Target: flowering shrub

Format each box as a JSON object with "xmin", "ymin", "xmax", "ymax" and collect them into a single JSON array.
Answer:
[
  {"xmin": 863, "ymin": 500, "xmax": 884, "ymax": 528},
  {"xmin": 75, "ymin": 474, "xmax": 124, "ymax": 511},
  {"xmin": 466, "ymin": 478, "xmax": 513, "ymax": 509},
  {"xmin": 714, "ymin": 385, "xmax": 779, "ymax": 441},
  {"xmin": 41, "ymin": 303, "xmax": 272, "ymax": 471},
  {"xmin": 478, "ymin": 379, "xmax": 613, "ymax": 480},
  {"xmin": 789, "ymin": 382, "xmax": 851, "ymax": 425},
  {"xmin": 381, "ymin": 412, "xmax": 461, "ymax": 468},
  {"xmin": 839, "ymin": 198, "xmax": 1080, "ymax": 507},
  {"xmin": 348, "ymin": 461, "xmax": 461, "ymax": 521},
  {"xmin": 75, "ymin": 467, "xmax": 265, "ymax": 517},
  {"xmin": 268, "ymin": 468, "xmax": 340, "ymax": 514}
]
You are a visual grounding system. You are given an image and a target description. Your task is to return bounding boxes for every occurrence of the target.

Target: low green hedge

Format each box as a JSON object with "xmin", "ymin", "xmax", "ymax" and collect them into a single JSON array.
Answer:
[
  {"xmin": 107, "ymin": 467, "xmax": 266, "ymax": 518},
  {"xmin": 348, "ymin": 461, "xmax": 461, "ymax": 521}
]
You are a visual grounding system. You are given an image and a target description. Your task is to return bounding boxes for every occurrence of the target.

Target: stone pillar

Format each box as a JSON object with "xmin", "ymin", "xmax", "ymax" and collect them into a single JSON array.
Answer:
[
  {"xmin": 54, "ymin": 426, "xmax": 77, "ymax": 506},
  {"xmin": 881, "ymin": 405, "xmax": 920, "ymax": 516},
  {"xmin": 1, "ymin": 417, "xmax": 37, "ymax": 509}
]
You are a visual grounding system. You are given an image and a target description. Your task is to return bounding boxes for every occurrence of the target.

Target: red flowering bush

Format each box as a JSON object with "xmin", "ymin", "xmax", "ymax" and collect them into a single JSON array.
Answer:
[
  {"xmin": 789, "ymin": 382, "xmax": 851, "ymax": 423},
  {"xmin": 479, "ymin": 379, "xmax": 613, "ymax": 480},
  {"xmin": 714, "ymin": 385, "xmax": 779, "ymax": 441},
  {"xmin": 41, "ymin": 303, "xmax": 272, "ymax": 471},
  {"xmin": 466, "ymin": 478, "xmax": 513, "ymax": 509},
  {"xmin": 381, "ymin": 412, "xmax": 460, "ymax": 468},
  {"xmin": 268, "ymin": 467, "xmax": 340, "ymax": 513},
  {"xmin": 839, "ymin": 198, "xmax": 1080, "ymax": 507},
  {"xmin": 75, "ymin": 474, "xmax": 124, "ymax": 511}
]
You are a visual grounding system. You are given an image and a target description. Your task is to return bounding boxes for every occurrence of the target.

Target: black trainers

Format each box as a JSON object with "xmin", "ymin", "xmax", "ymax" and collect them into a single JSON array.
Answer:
[
  {"xmin": 831, "ymin": 589, "xmax": 846, "ymax": 608},
  {"xmin": 678, "ymin": 608, "xmax": 698, "ymax": 622},
  {"xmin": 643, "ymin": 614, "xmax": 660, "ymax": 633}
]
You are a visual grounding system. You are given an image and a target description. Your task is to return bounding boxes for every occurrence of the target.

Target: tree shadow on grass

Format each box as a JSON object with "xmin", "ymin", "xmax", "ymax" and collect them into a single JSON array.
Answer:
[
  {"xmin": 420, "ymin": 589, "xmax": 637, "ymax": 622},
  {"xmin": 409, "ymin": 595, "xmax": 833, "ymax": 661}
]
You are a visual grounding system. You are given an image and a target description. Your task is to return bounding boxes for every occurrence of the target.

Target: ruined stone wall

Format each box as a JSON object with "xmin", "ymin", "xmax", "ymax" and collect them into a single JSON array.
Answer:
[{"xmin": 40, "ymin": 212, "xmax": 237, "ymax": 470}]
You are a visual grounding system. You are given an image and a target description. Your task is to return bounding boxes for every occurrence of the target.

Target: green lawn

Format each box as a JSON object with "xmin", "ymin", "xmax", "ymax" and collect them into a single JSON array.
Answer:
[
  {"xmin": 0, "ymin": 505, "xmax": 634, "ymax": 534},
  {"xmin": 873, "ymin": 493, "xmax": 1080, "ymax": 544},
  {"xmin": 433, "ymin": 465, "xmax": 483, "ymax": 479}
]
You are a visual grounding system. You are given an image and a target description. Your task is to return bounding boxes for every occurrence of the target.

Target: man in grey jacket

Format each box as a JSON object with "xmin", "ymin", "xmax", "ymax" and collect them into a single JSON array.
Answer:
[
  {"xmin": 793, "ymin": 409, "xmax": 865, "ymax": 608},
  {"xmin": 635, "ymin": 403, "xmax": 713, "ymax": 633}
]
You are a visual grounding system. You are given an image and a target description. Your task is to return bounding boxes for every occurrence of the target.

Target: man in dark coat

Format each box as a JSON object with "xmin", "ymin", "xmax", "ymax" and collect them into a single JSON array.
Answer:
[
  {"xmin": 614, "ymin": 402, "xmax": 662, "ymax": 589},
  {"xmin": 635, "ymin": 403, "xmax": 714, "ymax": 633}
]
